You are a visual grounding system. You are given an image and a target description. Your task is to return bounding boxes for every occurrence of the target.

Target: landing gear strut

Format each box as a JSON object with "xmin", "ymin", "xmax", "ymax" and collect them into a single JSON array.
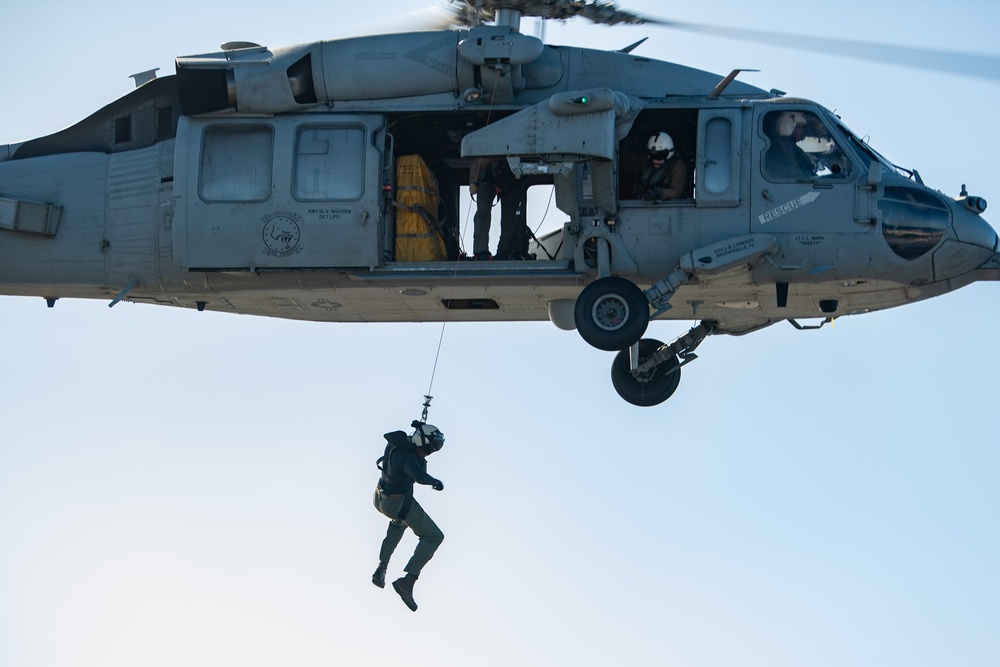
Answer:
[{"xmin": 611, "ymin": 321, "xmax": 716, "ymax": 406}]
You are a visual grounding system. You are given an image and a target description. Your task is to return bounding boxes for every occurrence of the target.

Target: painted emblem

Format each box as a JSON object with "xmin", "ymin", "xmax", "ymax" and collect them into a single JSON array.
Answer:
[
  {"xmin": 261, "ymin": 212, "xmax": 303, "ymax": 257},
  {"xmin": 311, "ymin": 299, "xmax": 343, "ymax": 311}
]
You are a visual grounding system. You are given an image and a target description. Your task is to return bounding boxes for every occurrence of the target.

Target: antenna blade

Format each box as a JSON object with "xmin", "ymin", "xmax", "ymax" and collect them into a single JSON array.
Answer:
[{"xmin": 618, "ymin": 37, "xmax": 648, "ymax": 54}]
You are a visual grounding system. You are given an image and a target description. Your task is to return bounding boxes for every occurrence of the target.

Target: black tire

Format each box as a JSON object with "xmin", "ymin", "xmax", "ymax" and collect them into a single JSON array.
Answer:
[
  {"xmin": 611, "ymin": 338, "xmax": 682, "ymax": 407},
  {"xmin": 574, "ymin": 277, "xmax": 650, "ymax": 351}
]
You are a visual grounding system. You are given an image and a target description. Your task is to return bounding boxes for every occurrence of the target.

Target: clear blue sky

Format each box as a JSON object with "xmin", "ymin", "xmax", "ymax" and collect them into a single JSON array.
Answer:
[{"xmin": 2, "ymin": 2, "xmax": 998, "ymax": 666}]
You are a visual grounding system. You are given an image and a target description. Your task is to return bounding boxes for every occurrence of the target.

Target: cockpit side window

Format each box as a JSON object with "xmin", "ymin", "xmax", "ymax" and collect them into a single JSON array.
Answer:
[{"xmin": 763, "ymin": 110, "xmax": 853, "ymax": 182}]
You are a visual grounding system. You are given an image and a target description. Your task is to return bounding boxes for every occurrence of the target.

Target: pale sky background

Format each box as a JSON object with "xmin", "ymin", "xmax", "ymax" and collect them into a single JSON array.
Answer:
[{"xmin": 2, "ymin": 2, "xmax": 999, "ymax": 666}]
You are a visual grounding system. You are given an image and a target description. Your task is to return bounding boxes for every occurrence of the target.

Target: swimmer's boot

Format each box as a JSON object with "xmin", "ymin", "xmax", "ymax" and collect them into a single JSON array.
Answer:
[
  {"xmin": 392, "ymin": 574, "xmax": 418, "ymax": 611},
  {"xmin": 372, "ymin": 562, "xmax": 387, "ymax": 588}
]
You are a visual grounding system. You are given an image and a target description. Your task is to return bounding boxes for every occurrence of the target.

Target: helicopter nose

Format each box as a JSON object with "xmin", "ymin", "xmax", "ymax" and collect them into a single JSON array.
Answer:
[
  {"xmin": 940, "ymin": 207, "xmax": 998, "ymax": 279},
  {"xmin": 952, "ymin": 207, "xmax": 998, "ymax": 252}
]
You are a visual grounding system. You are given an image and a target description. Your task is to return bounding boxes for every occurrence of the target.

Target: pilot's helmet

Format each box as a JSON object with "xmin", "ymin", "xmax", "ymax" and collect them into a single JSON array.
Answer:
[
  {"xmin": 776, "ymin": 111, "xmax": 808, "ymax": 137},
  {"xmin": 411, "ymin": 422, "xmax": 445, "ymax": 453},
  {"xmin": 647, "ymin": 132, "xmax": 675, "ymax": 160}
]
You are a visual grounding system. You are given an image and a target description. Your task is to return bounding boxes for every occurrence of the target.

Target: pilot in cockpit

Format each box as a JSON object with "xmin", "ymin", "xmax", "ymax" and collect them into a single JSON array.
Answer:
[{"xmin": 765, "ymin": 111, "xmax": 816, "ymax": 179}]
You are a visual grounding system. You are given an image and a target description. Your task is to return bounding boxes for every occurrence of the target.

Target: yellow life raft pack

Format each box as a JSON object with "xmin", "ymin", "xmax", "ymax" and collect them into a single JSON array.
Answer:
[{"xmin": 394, "ymin": 155, "xmax": 446, "ymax": 262}]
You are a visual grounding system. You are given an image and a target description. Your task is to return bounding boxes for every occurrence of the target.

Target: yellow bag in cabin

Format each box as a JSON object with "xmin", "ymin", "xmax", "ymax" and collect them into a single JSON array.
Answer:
[{"xmin": 394, "ymin": 155, "xmax": 447, "ymax": 262}]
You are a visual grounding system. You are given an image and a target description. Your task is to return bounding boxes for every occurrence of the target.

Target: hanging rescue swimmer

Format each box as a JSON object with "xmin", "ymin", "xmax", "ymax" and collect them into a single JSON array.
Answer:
[{"xmin": 372, "ymin": 422, "xmax": 446, "ymax": 612}]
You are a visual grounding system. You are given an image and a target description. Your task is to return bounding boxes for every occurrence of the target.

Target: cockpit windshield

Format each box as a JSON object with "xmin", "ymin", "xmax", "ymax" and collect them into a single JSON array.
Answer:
[{"xmin": 835, "ymin": 120, "xmax": 896, "ymax": 173}]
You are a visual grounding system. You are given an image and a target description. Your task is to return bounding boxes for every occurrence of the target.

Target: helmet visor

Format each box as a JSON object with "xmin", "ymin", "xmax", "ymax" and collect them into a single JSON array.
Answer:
[{"xmin": 427, "ymin": 433, "xmax": 444, "ymax": 451}]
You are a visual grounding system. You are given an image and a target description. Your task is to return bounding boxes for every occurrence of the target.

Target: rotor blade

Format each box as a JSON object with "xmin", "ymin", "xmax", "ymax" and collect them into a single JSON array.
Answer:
[
  {"xmin": 657, "ymin": 19, "xmax": 1000, "ymax": 82},
  {"xmin": 354, "ymin": 5, "xmax": 464, "ymax": 34},
  {"xmin": 446, "ymin": 0, "xmax": 662, "ymax": 27},
  {"xmin": 571, "ymin": 3, "xmax": 665, "ymax": 26}
]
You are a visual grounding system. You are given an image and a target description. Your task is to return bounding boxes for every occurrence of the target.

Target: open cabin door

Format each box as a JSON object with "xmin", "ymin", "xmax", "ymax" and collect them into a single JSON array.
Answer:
[{"xmin": 173, "ymin": 114, "xmax": 386, "ymax": 271}]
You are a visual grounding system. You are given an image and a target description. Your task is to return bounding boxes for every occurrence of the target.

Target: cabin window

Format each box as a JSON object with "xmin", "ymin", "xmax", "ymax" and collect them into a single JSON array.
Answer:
[
  {"xmin": 703, "ymin": 117, "xmax": 732, "ymax": 195},
  {"xmin": 199, "ymin": 125, "xmax": 273, "ymax": 202},
  {"xmin": 293, "ymin": 126, "xmax": 365, "ymax": 201},
  {"xmin": 114, "ymin": 115, "xmax": 132, "ymax": 144},
  {"xmin": 763, "ymin": 110, "xmax": 853, "ymax": 181}
]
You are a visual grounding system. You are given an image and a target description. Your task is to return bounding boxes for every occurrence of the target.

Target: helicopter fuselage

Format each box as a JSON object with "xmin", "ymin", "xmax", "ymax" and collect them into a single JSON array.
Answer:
[{"xmin": 1, "ymin": 27, "xmax": 997, "ymax": 403}]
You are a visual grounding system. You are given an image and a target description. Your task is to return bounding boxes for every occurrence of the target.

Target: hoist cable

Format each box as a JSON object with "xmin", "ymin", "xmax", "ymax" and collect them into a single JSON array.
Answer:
[{"xmin": 419, "ymin": 68, "xmax": 505, "ymax": 421}]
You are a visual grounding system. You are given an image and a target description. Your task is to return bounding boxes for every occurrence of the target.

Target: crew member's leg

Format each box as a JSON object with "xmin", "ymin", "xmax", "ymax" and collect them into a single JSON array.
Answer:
[
  {"xmin": 473, "ymin": 180, "xmax": 496, "ymax": 257},
  {"xmin": 401, "ymin": 499, "xmax": 444, "ymax": 577},
  {"xmin": 379, "ymin": 519, "xmax": 407, "ymax": 565},
  {"xmin": 372, "ymin": 489, "xmax": 408, "ymax": 587},
  {"xmin": 391, "ymin": 498, "xmax": 444, "ymax": 611},
  {"xmin": 495, "ymin": 186, "xmax": 526, "ymax": 259}
]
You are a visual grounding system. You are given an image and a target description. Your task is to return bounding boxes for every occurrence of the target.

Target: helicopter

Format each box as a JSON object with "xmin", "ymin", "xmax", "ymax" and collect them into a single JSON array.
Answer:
[{"xmin": 1, "ymin": 0, "xmax": 998, "ymax": 406}]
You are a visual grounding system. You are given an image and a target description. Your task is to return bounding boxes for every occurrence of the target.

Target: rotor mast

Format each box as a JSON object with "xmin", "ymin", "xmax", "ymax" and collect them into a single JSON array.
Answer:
[{"xmin": 495, "ymin": 7, "xmax": 522, "ymax": 31}]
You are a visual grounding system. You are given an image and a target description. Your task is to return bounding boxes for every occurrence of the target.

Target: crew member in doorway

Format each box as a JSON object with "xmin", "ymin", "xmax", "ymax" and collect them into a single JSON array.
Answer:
[
  {"xmin": 633, "ymin": 132, "xmax": 689, "ymax": 201},
  {"xmin": 470, "ymin": 157, "xmax": 528, "ymax": 260},
  {"xmin": 372, "ymin": 421, "xmax": 446, "ymax": 612}
]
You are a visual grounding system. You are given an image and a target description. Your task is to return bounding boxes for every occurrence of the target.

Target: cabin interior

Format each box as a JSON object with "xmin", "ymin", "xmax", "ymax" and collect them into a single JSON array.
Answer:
[{"xmin": 386, "ymin": 107, "xmax": 700, "ymax": 262}]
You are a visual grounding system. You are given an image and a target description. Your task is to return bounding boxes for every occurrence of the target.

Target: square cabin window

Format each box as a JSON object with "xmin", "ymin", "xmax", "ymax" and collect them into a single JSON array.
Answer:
[
  {"xmin": 200, "ymin": 126, "xmax": 273, "ymax": 202},
  {"xmin": 293, "ymin": 126, "xmax": 364, "ymax": 201}
]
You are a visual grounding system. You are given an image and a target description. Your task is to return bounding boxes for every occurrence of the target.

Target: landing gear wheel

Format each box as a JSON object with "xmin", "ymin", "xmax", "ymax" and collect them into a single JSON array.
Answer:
[
  {"xmin": 574, "ymin": 277, "xmax": 650, "ymax": 351},
  {"xmin": 611, "ymin": 338, "xmax": 681, "ymax": 407}
]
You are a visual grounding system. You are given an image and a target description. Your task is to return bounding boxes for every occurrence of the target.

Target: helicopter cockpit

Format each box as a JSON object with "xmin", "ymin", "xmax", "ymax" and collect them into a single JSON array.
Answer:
[{"xmin": 762, "ymin": 109, "xmax": 854, "ymax": 181}]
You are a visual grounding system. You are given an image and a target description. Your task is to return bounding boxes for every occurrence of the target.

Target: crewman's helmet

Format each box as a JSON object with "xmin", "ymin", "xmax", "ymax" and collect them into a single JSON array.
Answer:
[
  {"xmin": 776, "ymin": 111, "xmax": 807, "ymax": 137},
  {"xmin": 647, "ymin": 132, "xmax": 675, "ymax": 160},
  {"xmin": 411, "ymin": 422, "xmax": 445, "ymax": 452}
]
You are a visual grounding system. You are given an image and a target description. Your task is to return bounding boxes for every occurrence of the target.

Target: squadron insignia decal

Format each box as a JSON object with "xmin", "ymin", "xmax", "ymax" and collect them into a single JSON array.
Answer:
[{"xmin": 261, "ymin": 212, "xmax": 303, "ymax": 257}]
